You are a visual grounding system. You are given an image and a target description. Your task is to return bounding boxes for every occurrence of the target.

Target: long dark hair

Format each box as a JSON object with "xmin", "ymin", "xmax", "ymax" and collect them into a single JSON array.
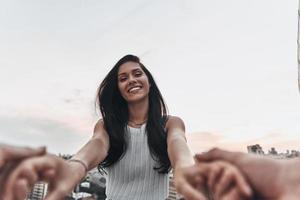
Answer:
[{"xmin": 96, "ymin": 55, "xmax": 170, "ymax": 173}]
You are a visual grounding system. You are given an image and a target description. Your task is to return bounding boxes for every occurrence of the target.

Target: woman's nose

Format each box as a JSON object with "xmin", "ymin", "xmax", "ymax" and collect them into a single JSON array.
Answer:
[{"xmin": 128, "ymin": 75, "xmax": 137, "ymax": 84}]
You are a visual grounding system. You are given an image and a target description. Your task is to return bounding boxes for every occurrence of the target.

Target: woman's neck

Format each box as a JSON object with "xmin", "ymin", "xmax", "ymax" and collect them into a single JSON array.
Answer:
[{"xmin": 128, "ymin": 99, "xmax": 149, "ymax": 124}]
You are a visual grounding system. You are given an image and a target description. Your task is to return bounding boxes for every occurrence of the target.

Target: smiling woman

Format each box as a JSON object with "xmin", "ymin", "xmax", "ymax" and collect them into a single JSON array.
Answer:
[
  {"xmin": 96, "ymin": 55, "xmax": 171, "ymax": 175},
  {"xmin": 3, "ymin": 55, "xmax": 253, "ymax": 200},
  {"xmin": 70, "ymin": 54, "xmax": 198, "ymax": 199}
]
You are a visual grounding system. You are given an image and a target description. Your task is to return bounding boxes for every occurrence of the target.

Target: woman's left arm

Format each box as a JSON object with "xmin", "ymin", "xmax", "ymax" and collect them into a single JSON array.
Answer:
[
  {"xmin": 166, "ymin": 116, "xmax": 194, "ymax": 168},
  {"xmin": 166, "ymin": 116, "xmax": 208, "ymax": 200}
]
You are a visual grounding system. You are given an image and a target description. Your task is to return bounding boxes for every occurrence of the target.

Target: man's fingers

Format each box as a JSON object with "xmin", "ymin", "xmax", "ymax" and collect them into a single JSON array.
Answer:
[
  {"xmin": 208, "ymin": 165, "xmax": 223, "ymax": 190},
  {"xmin": 195, "ymin": 148, "xmax": 234, "ymax": 162},
  {"xmin": 233, "ymin": 169, "xmax": 252, "ymax": 198},
  {"xmin": 30, "ymin": 155, "xmax": 58, "ymax": 171},
  {"xmin": 195, "ymin": 148, "xmax": 244, "ymax": 164},
  {"xmin": 0, "ymin": 145, "xmax": 46, "ymax": 167},
  {"xmin": 8, "ymin": 146, "xmax": 46, "ymax": 159},
  {"xmin": 221, "ymin": 187, "xmax": 242, "ymax": 200},
  {"xmin": 4, "ymin": 155, "xmax": 56, "ymax": 199},
  {"xmin": 214, "ymin": 167, "xmax": 252, "ymax": 200},
  {"xmin": 14, "ymin": 178, "xmax": 29, "ymax": 200}
]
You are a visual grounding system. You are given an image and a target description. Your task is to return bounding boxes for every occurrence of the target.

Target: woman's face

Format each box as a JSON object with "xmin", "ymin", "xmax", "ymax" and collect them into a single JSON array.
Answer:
[{"xmin": 117, "ymin": 61, "xmax": 150, "ymax": 103}]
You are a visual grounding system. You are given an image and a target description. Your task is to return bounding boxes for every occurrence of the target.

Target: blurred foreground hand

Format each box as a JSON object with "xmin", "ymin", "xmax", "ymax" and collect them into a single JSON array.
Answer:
[
  {"xmin": 196, "ymin": 148, "xmax": 300, "ymax": 200},
  {"xmin": 0, "ymin": 144, "xmax": 46, "ymax": 199}
]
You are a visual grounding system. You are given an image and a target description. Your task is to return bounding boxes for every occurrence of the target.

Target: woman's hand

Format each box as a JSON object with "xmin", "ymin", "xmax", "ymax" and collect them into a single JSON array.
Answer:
[
  {"xmin": 4, "ymin": 154, "xmax": 86, "ymax": 200},
  {"xmin": 173, "ymin": 164, "xmax": 209, "ymax": 200}
]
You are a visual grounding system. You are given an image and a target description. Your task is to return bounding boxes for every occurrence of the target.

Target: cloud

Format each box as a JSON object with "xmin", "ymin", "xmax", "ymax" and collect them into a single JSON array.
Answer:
[
  {"xmin": 0, "ymin": 115, "xmax": 91, "ymax": 154},
  {"xmin": 187, "ymin": 130, "xmax": 300, "ymax": 154},
  {"xmin": 186, "ymin": 131, "xmax": 226, "ymax": 153}
]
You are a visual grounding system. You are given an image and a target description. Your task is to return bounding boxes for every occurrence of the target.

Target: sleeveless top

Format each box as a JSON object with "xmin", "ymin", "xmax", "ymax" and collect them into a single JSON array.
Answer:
[{"xmin": 105, "ymin": 124, "xmax": 169, "ymax": 200}]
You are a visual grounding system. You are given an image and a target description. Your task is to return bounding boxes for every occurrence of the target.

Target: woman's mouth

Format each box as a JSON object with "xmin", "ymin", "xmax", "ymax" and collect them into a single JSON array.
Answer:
[{"xmin": 128, "ymin": 86, "xmax": 142, "ymax": 93}]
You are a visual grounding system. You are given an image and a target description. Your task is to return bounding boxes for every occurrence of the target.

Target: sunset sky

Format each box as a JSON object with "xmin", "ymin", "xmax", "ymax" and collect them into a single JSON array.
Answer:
[{"xmin": 1, "ymin": 0, "xmax": 299, "ymax": 154}]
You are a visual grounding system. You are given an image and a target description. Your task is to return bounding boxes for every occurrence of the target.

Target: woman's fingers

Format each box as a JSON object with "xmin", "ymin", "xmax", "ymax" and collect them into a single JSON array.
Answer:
[
  {"xmin": 14, "ymin": 178, "xmax": 30, "ymax": 200},
  {"xmin": 177, "ymin": 181, "xmax": 208, "ymax": 200},
  {"xmin": 174, "ymin": 164, "xmax": 212, "ymax": 200},
  {"xmin": 16, "ymin": 163, "xmax": 39, "ymax": 188},
  {"xmin": 4, "ymin": 155, "xmax": 57, "ymax": 200},
  {"xmin": 3, "ymin": 154, "xmax": 73, "ymax": 200}
]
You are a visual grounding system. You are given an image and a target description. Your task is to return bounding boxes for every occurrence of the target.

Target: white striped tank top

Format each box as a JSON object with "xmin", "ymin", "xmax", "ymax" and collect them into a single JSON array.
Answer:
[{"xmin": 105, "ymin": 124, "xmax": 169, "ymax": 200}]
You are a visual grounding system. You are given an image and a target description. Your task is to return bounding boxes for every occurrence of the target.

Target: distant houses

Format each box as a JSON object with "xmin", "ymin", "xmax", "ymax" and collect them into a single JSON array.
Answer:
[{"xmin": 247, "ymin": 144, "xmax": 300, "ymax": 159}]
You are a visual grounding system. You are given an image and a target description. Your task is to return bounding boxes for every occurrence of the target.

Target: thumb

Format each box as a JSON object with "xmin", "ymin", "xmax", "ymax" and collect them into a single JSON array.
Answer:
[{"xmin": 3, "ymin": 146, "xmax": 46, "ymax": 163}]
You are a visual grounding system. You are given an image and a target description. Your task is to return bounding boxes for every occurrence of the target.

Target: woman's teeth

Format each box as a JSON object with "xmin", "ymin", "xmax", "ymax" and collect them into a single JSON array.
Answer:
[{"xmin": 129, "ymin": 86, "xmax": 141, "ymax": 93}]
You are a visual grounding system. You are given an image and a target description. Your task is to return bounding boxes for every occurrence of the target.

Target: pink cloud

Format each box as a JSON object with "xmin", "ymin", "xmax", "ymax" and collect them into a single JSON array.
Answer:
[{"xmin": 186, "ymin": 130, "xmax": 300, "ymax": 154}]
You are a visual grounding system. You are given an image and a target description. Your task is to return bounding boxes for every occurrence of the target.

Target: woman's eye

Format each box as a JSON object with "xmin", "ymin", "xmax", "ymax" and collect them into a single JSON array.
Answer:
[
  {"xmin": 134, "ymin": 72, "xmax": 142, "ymax": 77},
  {"xmin": 119, "ymin": 77, "xmax": 127, "ymax": 82}
]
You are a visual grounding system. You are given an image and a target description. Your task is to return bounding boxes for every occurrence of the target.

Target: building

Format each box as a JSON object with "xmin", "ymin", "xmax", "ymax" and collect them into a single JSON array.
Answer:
[
  {"xmin": 166, "ymin": 173, "xmax": 182, "ymax": 200},
  {"xmin": 247, "ymin": 144, "xmax": 264, "ymax": 154},
  {"xmin": 26, "ymin": 182, "xmax": 47, "ymax": 200},
  {"xmin": 247, "ymin": 144, "xmax": 300, "ymax": 159}
]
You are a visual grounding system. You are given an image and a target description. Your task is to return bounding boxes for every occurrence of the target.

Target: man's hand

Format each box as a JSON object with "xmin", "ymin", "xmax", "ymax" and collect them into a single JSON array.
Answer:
[
  {"xmin": 0, "ymin": 144, "xmax": 46, "ymax": 199},
  {"xmin": 200, "ymin": 161, "xmax": 252, "ymax": 200},
  {"xmin": 4, "ymin": 154, "xmax": 85, "ymax": 200},
  {"xmin": 195, "ymin": 148, "xmax": 300, "ymax": 200},
  {"xmin": 0, "ymin": 144, "xmax": 46, "ymax": 168}
]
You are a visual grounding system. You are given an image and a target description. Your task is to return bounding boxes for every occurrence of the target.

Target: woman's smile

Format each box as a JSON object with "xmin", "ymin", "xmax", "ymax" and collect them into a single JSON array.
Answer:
[{"xmin": 127, "ymin": 85, "xmax": 142, "ymax": 93}]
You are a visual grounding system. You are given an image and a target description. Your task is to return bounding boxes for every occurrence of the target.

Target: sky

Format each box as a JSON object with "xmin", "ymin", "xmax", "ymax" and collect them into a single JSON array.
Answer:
[{"xmin": 0, "ymin": 0, "xmax": 299, "ymax": 154}]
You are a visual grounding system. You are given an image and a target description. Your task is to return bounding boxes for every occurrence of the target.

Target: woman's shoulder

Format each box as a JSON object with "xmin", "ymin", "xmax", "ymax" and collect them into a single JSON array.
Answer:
[
  {"xmin": 94, "ymin": 119, "xmax": 105, "ymax": 130},
  {"xmin": 165, "ymin": 115, "xmax": 185, "ymax": 129},
  {"xmin": 93, "ymin": 119, "xmax": 108, "ymax": 137},
  {"xmin": 166, "ymin": 115, "xmax": 184, "ymax": 123}
]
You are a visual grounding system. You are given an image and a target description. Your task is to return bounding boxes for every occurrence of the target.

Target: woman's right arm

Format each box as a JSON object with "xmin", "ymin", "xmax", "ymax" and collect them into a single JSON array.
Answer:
[{"xmin": 67, "ymin": 119, "xmax": 110, "ymax": 183}]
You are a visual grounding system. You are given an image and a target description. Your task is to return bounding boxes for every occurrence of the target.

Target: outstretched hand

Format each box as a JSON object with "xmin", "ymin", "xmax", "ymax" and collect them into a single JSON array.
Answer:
[
  {"xmin": 173, "ymin": 165, "xmax": 210, "ymax": 200},
  {"xmin": 198, "ymin": 161, "xmax": 252, "ymax": 200},
  {"xmin": 0, "ymin": 144, "xmax": 46, "ymax": 199},
  {"xmin": 195, "ymin": 148, "xmax": 300, "ymax": 200},
  {"xmin": 4, "ymin": 154, "xmax": 85, "ymax": 200},
  {"xmin": 173, "ymin": 161, "xmax": 252, "ymax": 200},
  {"xmin": 0, "ymin": 144, "xmax": 46, "ymax": 169}
]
